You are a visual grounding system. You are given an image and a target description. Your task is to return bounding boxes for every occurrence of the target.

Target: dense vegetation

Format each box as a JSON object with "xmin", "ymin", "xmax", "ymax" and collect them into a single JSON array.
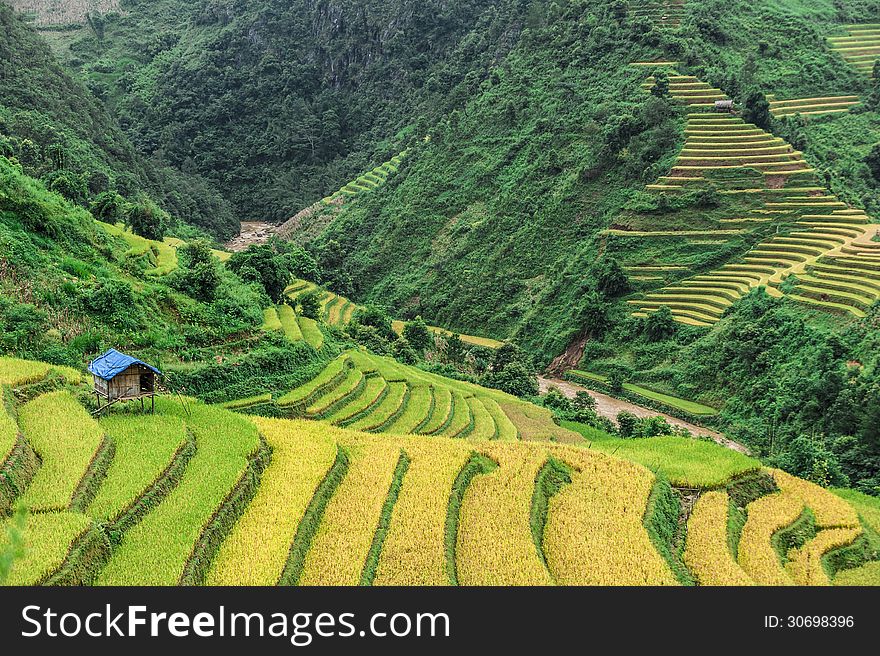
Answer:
[{"xmin": 0, "ymin": 5, "xmax": 234, "ymax": 237}]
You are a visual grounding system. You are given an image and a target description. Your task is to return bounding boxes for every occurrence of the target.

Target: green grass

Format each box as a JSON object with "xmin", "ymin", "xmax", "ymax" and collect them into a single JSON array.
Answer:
[
  {"xmin": 96, "ymin": 398, "xmax": 260, "ymax": 585},
  {"xmin": 590, "ymin": 436, "xmax": 761, "ymax": 488},
  {"xmin": 18, "ymin": 391, "xmax": 105, "ymax": 511},
  {"xmin": 568, "ymin": 370, "xmax": 718, "ymax": 415},
  {"xmin": 88, "ymin": 415, "xmax": 188, "ymax": 522},
  {"xmin": 1, "ymin": 511, "xmax": 92, "ymax": 586},
  {"xmin": 298, "ymin": 316, "xmax": 324, "ymax": 349}
]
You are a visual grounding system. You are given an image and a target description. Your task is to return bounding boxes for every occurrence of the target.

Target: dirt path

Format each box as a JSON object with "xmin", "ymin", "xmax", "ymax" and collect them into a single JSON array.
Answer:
[
  {"xmin": 538, "ymin": 376, "xmax": 751, "ymax": 455},
  {"xmin": 225, "ymin": 221, "xmax": 277, "ymax": 252}
]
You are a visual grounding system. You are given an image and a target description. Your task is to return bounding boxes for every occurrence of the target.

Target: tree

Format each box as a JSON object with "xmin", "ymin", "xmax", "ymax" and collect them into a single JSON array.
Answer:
[
  {"xmin": 487, "ymin": 361, "xmax": 539, "ymax": 397},
  {"xmin": 742, "ymin": 90, "xmax": 771, "ymax": 130},
  {"xmin": 174, "ymin": 240, "xmax": 221, "ymax": 302},
  {"xmin": 125, "ymin": 197, "xmax": 168, "ymax": 241},
  {"xmin": 593, "ymin": 257, "xmax": 631, "ymax": 297},
  {"xmin": 391, "ymin": 337, "xmax": 418, "ymax": 364},
  {"xmin": 650, "ymin": 69, "xmax": 669, "ymax": 98},
  {"xmin": 617, "ymin": 411, "xmax": 638, "ymax": 438},
  {"xmin": 403, "ymin": 316, "xmax": 432, "ymax": 353},
  {"xmin": 90, "ymin": 191, "xmax": 124, "ymax": 224},
  {"xmin": 353, "ymin": 304, "xmax": 395, "ymax": 340},
  {"xmin": 866, "ymin": 143, "xmax": 880, "ymax": 182},
  {"xmin": 298, "ymin": 291, "xmax": 322, "ymax": 320},
  {"xmin": 444, "ymin": 333, "xmax": 465, "ymax": 365},
  {"xmin": 644, "ymin": 305, "xmax": 677, "ymax": 341},
  {"xmin": 573, "ymin": 391, "xmax": 597, "ymax": 413}
]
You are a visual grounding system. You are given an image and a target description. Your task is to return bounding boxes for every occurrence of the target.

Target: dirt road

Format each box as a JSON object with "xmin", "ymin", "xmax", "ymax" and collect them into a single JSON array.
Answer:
[{"xmin": 538, "ymin": 376, "xmax": 751, "ymax": 455}]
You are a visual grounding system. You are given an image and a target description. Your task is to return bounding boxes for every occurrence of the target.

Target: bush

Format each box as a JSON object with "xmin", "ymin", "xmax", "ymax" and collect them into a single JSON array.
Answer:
[
  {"xmin": 403, "ymin": 316, "xmax": 432, "ymax": 353},
  {"xmin": 125, "ymin": 197, "xmax": 168, "ymax": 241},
  {"xmin": 298, "ymin": 291, "xmax": 322, "ymax": 320}
]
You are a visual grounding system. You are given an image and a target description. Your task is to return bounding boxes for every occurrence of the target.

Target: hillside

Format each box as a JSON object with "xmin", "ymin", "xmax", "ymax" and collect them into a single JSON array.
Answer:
[
  {"xmin": 19, "ymin": 0, "xmax": 536, "ymax": 224},
  {"xmin": 0, "ymin": 4, "xmax": 236, "ymax": 238},
  {"xmin": 2, "ymin": 355, "xmax": 878, "ymax": 586},
  {"xmin": 0, "ymin": 0, "xmax": 879, "ymax": 590}
]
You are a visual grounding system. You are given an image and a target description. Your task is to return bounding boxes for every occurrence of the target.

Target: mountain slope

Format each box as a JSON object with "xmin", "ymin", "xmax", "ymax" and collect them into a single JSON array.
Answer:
[{"xmin": 0, "ymin": 4, "xmax": 235, "ymax": 237}]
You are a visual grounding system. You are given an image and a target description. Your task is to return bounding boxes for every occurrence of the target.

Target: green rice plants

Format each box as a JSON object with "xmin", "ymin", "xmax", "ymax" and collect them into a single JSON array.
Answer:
[
  {"xmin": 276, "ymin": 355, "xmax": 351, "ymax": 410},
  {"xmin": 349, "ymin": 382, "xmax": 410, "ymax": 432},
  {"xmin": 593, "ymin": 436, "xmax": 761, "ymax": 488},
  {"xmin": 277, "ymin": 304, "xmax": 303, "ymax": 342},
  {"xmin": 87, "ymin": 415, "xmax": 189, "ymax": 523},
  {"xmin": 1, "ymin": 512, "xmax": 93, "ymax": 586},
  {"xmin": 329, "ymin": 375, "xmax": 388, "ymax": 427},
  {"xmin": 261, "ymin": 307, "xmax": 282, "ymax": 332},
  {"xmin": 306, "ymin": 367, "xmax": 365, "ymax": 418},
  {"xmin": 385, "ymin": 385, "xmax": 435, "ymax": 435},
  {"xmin": 96, "ymin": 399, "xmax": 261, "ymax": 585},
  {"xmin": 0, "ymin": 357, "xmax": 82, "ymax": 386},
  {"xmin": 18, "ymin": 391, "xmax": 105, "ymax": 511},
  {"xmin": 297, "ymin": 316, "xmax": 324, "ymax": 349}
]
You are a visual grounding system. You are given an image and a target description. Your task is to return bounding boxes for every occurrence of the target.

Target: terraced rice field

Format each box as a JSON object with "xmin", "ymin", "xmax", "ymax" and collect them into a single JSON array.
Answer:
[
  {"xmin": 768, "ymin": 95, "xmax": 861, "ymax": 118},
  {"xmin": 1, "ymin": 356, "xmax": 877, "ymax": 586},
  {"xmin": 277, "ymin": 350, "xmax": 572, "ymax": 442},
  {"xmin": 827, "ymin": 24, "xmax": 880, "ymax": 77},
  {"xmin": 97, "ymin": 221, "xmax": 178, "ymax": 276},
  {"xmin": 630, "ymin": 70, "xmax": 879, "ymax": 324},
  {"xmin": 628, "ymin": 0, "xmax": 686, "ymax": 28},
  {"xmin": 284, "ymin": 278, "xmax": 504, "ymax": 348},
  {"xmin": 329, "ymin": 151, "xmax": 409, "ymax": 202}
]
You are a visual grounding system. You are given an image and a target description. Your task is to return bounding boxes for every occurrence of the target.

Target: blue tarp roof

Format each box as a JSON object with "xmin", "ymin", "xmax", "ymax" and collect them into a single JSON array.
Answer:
[{"xmin": 88, "ymin": 349, "xmax": 161, "ymax": 381}]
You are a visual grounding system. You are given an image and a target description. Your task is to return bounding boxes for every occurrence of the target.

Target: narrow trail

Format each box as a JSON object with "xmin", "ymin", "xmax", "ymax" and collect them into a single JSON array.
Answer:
[{"xmin": 538, "ymin": 376, "xmax": 751, "ymax": 455}]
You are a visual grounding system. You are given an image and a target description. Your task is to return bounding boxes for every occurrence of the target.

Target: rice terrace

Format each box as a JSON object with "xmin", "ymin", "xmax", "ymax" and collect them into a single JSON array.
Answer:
[{"xmin": 1, "ymin": 0, "xmax": 880, "ymax": 594}]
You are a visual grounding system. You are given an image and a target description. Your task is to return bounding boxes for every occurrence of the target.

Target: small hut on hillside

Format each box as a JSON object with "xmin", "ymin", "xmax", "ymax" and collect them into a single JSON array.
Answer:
[
  {"xmin": 89, "ymin": 348, "xmax": 161, "ymax": 414},
  {"xmin": 714, "ymin": 99, "xmax": 734, "ymax": 113}
]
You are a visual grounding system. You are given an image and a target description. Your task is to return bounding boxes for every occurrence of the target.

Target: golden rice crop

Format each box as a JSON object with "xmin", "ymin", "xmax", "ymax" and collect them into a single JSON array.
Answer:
[
  {"xmin": 2, "ymin": 512, "xmax": 91, "ymax": 586},
  {"xmin": 786, "ymin": 527, "xmax": 862, "ymax": 586},
  {"xmin": 18, "ymin": 391, "xmax": 104, "ymax": 511},
  {"xmin": 456, "ymin": 445, "xmax": 553, "ymax": 585},
  {"xmin": 373, "ymin": 439, "xmax": 472, "ymax": 585},
  {"xmin": 771, "ymin": 469, "xmax": 860, "ymax": 528},
  {"xmin": 737, "ymin": 492, "xmax": 804, "ymax": 586},
  {"xmin": 684, "ymin": 491, "xmax": 754, "ymax": 586},
  {"xmin": 0, "ymin": 357, "xmax": 82, "ymax": 386},
  {"xmin": 544, "ymin": 444, "xmax": 678, "ymax": 585},
  {"xmin": 834, "ymin": 561, "xmax": 880, "ymax": 586},
  {"xmin": 207, "ymin": 418, "xmax": 337, "ymax": 585},
  {"xmin": 298, "ymin": 436, "xmax": 401, "ymax": 585}
]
